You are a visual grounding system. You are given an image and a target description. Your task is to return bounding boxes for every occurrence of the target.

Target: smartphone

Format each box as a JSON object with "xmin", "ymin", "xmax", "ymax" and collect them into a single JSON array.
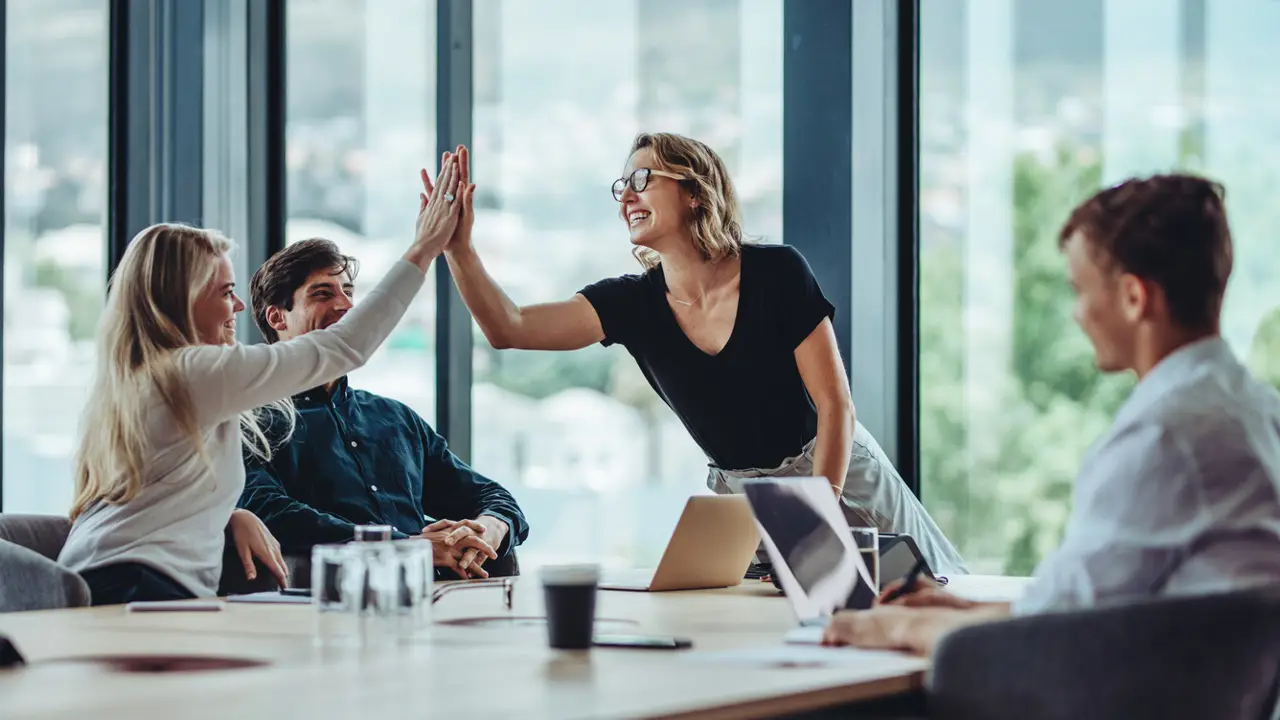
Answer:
[
  {"xmin": 279, "ymin": 588, "xmax": 311, "ymax": 597},
  {"xmin": 593, "ymin": 634, "xmax": 692, "ymax": 650}
]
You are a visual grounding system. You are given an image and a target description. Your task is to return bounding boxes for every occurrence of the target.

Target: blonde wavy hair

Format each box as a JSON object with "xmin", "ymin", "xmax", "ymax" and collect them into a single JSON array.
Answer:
[
  {"xmin": 627, "ymin": 132, "xmax": 747, "ymax": 270},
  {"xmin": 71, "ymin": 223, "xmax": 292, "ymax": 520}
]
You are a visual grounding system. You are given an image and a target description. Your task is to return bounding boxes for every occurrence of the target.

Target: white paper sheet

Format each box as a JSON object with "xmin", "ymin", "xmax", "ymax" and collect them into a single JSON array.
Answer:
[
  {"xmin": 225, "ymin": 591, "xmax": 312, "ymax": 605},
  {"xmin": 784, "ymin": 625, "xmax": 827, "ymax": 645},
  {"xmin": 682, "ymin": 645, "xmax": 905, "ymax": 668}
]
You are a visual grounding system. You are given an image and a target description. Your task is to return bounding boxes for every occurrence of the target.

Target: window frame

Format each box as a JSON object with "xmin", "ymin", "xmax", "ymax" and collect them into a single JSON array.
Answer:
[{"xmin": 0, "ymin": 0, "xmax": 923, "ymax": 510}]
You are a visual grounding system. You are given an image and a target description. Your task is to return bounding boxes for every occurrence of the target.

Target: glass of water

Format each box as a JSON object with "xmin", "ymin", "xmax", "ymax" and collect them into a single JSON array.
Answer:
[
  {"xmin": 353, "ymin": 524, "xmax": 394, "ymax": 542},
  {"xmin": 850, "ymin": 527, "xmax": 879, "ymax": 591},
  {"xmin": 311, "ymin": 540, "xmax": 433, "ymax": 648}
]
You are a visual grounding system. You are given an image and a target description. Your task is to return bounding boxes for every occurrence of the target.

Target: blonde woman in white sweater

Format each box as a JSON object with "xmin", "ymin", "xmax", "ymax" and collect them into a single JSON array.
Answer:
[{"xmin": 59, "ymin": 153, "xmax": 474, "ymax": 605}]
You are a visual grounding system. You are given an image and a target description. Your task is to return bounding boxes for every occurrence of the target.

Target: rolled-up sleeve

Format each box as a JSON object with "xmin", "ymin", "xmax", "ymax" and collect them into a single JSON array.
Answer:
[{"xmin": 1013, "ymin": 422, "xmax": 1203, "ymax": 615}]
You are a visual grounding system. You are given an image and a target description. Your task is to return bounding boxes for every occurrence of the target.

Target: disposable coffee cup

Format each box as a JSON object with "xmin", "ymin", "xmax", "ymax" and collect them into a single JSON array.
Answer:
[{"xmin": 540, "ymin": 564, "xmax": 599, "ymax": 650}]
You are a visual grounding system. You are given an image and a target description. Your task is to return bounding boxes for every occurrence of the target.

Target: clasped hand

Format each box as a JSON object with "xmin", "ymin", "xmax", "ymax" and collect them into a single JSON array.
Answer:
[{"xmin": 420, "ymin": 518, "xmax": 498, "ymax": 579}]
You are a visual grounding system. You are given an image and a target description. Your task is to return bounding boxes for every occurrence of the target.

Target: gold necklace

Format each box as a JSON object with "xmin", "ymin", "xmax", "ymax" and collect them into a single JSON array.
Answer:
[{"xmin": 669, "ymin": 263, "xmax": 727, "ymax": 307}]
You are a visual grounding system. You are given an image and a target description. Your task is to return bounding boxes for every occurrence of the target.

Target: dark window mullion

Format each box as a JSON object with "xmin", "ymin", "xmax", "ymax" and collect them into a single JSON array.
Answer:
[{"xmin": 434, "ymin": 0, "xmax": 473, "ymax": 462}]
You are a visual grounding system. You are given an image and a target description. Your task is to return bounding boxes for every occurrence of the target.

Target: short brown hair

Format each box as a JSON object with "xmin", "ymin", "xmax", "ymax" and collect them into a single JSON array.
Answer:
[
  {"xmin": 249, "ymin": 238, "xmax": 359, "ymax": 343},
  {"xmin": 1058, "ymin": 173, "xmax": 1233, "ymax": 331},
  {"xmin": 628, "ymin": 132, "xmax": 745, "ymax": 270}
]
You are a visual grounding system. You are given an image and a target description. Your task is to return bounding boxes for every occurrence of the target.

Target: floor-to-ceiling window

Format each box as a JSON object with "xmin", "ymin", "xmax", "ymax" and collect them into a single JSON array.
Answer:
[
  {"xmin": 469, "ymin": 0, "xmax": 783, "ymax": 568},
  {"xmin": 284, "ymin": 0, "xmax": 438, "ymax": 419},
  {"xmin": 3, "ymin": 0, "xmax": 109, "ymax": 513},
  {"xmin": 918, "ymin": 0, "xmax": 1280, "ymax": 574}
]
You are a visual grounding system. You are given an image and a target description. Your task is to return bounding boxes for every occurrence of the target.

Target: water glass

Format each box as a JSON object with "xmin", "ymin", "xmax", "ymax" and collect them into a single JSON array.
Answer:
[
  {"xmin": 850, "ymin": 527, "xmax": 879, "ymax": 590},
  {"xmin": 353, "ymin": 524, "xmax": 394, "ymax": 542},
  {"xmin": 311, "ymin": 540, "xmax": 433, "ymax": 648}
]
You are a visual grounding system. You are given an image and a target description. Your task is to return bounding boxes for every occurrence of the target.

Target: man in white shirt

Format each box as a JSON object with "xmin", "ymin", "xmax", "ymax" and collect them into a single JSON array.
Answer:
[{"xmin": 823, "ymin": 174, "xmax": 1280, "ymax": 655}]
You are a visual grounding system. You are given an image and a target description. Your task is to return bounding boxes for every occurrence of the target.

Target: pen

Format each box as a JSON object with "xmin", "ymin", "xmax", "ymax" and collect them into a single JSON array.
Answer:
[{"xmin": 880, "ymin": 558, "xmax": 926, "ymax": 604}]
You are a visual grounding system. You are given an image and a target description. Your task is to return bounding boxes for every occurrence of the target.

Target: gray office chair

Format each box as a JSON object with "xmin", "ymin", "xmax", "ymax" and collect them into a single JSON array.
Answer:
[
  {"xmin": 0, "ymin": 513, "xmax": 286, "ymax": 604},
  {"xmin": 928, "ymin": 585, "xmax": 1280, "ymax": 720},
  {"xmin": 0, "ymin": 514, "xmax": 90, "ymax": 611}
]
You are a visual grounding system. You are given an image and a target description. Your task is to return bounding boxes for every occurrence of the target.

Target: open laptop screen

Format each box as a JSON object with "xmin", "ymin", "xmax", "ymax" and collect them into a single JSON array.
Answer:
[{"xmin": 742, "ymin": 477, "xmax": 876, "ymax": 622}]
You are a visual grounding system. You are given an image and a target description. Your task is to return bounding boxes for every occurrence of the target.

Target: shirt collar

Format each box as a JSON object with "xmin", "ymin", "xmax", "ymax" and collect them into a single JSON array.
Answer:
[
  {"xmin": 294, "ymin": 375, "xmax": 352, "ymax": 406},
  {"xmin": 1118, "ymin": 335, "xmax": 1233, "ymax": 420}
]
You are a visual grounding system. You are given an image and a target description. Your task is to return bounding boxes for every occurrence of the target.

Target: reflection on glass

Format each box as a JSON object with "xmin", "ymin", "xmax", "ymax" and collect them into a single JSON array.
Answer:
[
  {"xmin": 285, "ymin": 0, "xmax": 438, "ymax": 418},
  {"xmin": 918, "ymin": 0, "xmax": 1280, "ymax": 574},
  {"xmin": 3, "ymin": 0, "xmax": 108, "ymax": 513},
  {"xmin": 469, "ymin": 0, "xmax": 783, "ymax": 571}
]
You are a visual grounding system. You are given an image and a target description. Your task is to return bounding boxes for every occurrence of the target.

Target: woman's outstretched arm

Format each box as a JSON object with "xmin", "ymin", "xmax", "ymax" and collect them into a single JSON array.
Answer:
[{"xmin": 428, "ymin": 146, "xmax": 605, "ymax": 351}]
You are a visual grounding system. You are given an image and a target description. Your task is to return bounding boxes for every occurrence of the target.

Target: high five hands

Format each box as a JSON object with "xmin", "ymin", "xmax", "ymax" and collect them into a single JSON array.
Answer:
[{"xmin": 419, "ymin": 145, "xmax": 476, "ymax": 255}]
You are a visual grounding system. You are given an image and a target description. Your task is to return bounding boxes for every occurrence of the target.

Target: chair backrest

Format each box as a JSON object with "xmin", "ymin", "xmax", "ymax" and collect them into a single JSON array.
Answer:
[
  {"xmin": 0, "ymin": 514, "xmax": 73, "ymax": 562},
  {"xmin": 0, "ymin": 539, "xmax": 91, "ymax": 612},
  {"xmin": 928, "ymin": 586, "xmax": 1280, "ymax": 720}
]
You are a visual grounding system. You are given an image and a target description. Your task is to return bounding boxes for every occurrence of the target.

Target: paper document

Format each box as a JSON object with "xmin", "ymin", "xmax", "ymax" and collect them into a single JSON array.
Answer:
[
  {"xmin": 944, "ymin": 575, "xmax": 1032, "ymax": 603},
  {"xmin": 126, "ymin": 600, "xmax": 224, "ymax": 612},
  {"xmin": 225, "ymin": 591, "xmax": 312, "ymax": 605},
  {"xmin": 784, "ymin": 625, "xmax": 827, "ymax": 645},
  {"xmin": 683, "ymin": 645, "xmax": 906, "ymax": 668}
]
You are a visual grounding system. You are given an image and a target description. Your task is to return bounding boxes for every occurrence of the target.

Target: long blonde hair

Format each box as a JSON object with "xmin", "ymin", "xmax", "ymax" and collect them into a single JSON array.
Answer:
[
  {"xmin": 627, "ymin": 132, "xmax": 747, "ymax": 270},
  {"xmin": 71, "ymin": 223, "xmax": 292, "ymax": 520}
]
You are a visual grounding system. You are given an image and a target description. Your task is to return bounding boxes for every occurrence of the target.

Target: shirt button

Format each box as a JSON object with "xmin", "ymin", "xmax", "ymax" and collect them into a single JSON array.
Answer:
[
  {"xmin": 370, "ymin": 485, "xmax": 379, "ymax": 493},
  {"xmin": 350, "ymin": 440, "xmax": 358, "ymax": 448}
]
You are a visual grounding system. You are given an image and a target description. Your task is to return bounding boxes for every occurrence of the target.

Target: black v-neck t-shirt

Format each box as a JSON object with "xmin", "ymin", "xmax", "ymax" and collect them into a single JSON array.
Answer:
[{"xmin": 578, "ymin": 243, "xmax": 836, "ymax": 471}]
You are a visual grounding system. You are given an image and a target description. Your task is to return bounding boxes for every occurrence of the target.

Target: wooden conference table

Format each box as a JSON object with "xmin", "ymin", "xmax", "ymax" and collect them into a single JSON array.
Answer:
[{"xmin": 0, "ymin": 575, "xmax": 1028, "ymax": 719}]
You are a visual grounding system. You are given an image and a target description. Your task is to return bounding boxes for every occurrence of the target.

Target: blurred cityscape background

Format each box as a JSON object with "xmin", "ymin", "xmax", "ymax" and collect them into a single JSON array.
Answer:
[{"xmin": 6, "ymin": 0, "xmax": 1279, "ymax": 574}]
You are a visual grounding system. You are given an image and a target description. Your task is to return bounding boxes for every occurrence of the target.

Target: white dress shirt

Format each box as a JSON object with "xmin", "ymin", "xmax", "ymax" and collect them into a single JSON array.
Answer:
[{"xmin": 1014, "ymin": 336, "xmax": 1280, "ymax": 615}]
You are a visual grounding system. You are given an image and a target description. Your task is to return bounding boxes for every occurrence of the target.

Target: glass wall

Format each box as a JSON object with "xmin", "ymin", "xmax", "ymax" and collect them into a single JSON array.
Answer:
[
  {"xmin": 468, "ymin": 0, "xmax": 783, "ymax": 569},
  {"xmin": 284, "ymin": 0, "xmax": 438, "ymax": 418},
  {"xmin": 3, "ymin": 0, "xmax": 109, "ymax": 513},
  {"xmin": 918, "ymin": 0, "xmax": 1280, "ymax": 574}
]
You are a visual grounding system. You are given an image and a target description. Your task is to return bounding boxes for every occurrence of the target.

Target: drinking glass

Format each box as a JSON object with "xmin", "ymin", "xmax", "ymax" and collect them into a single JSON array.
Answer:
[
  {"xmin": 353, "ymin": 524, "xmax": 393, "ymax": 542},
  {"xmin": 311, "ymin": 540, "xmax": 433, "ymax": 648},
  {"xmin": 850, "ymin": 527, "xmax": 879, "ymax": 590}
]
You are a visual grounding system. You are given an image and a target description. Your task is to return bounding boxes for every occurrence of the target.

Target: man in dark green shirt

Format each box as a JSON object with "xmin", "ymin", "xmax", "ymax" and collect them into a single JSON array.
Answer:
[{"xmin": 238, "ymin": 239, "xmax": 528, "ymax": 578}]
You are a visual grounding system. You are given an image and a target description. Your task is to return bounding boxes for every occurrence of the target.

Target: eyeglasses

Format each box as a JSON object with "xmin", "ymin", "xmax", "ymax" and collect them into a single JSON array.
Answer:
[{"xmin": 612, "ymin": 168, "xmax": 686, "ymax": 201}]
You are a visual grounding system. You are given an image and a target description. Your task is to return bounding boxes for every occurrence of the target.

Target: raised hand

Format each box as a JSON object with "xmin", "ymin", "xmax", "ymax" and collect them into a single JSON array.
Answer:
[
  {"xmin": 411, "ymin": 152, "xmax": 463, "ymax": 262},
  {"xmin": 421, "ymin": 145, "xmax": 477, "ymax": 255}
]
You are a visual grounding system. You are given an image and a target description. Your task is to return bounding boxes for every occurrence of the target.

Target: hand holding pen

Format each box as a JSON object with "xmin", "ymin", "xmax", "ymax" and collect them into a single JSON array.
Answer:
[{"xmin": 878, "ymin": 561, "xmax": 973, "ymax": 609}]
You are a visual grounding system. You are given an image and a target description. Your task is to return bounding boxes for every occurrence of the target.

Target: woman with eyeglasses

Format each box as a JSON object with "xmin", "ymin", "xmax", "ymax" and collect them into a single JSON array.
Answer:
[{"xmin": 426, "ymin": 134, "xmax": 967, "ymax": 576}]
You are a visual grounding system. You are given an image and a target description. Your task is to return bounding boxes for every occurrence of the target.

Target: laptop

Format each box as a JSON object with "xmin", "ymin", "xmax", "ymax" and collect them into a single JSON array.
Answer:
[
  {"xmin": 739, "ymin": 477, "xmax": 877, "ymax": 643},
  {"xmin": 598, "ymin": 495, "xmax": 761, "ymax": 592}
]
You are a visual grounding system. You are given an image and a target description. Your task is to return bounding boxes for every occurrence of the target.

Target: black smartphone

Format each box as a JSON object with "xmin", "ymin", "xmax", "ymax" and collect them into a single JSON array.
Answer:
[
  {"xmin": 593, "ymin": 634, "xmax": 692, "ymax": 650},
  {"xmin": 279, "ymin": 588, "xmax": 311, "ymax": 597}
]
